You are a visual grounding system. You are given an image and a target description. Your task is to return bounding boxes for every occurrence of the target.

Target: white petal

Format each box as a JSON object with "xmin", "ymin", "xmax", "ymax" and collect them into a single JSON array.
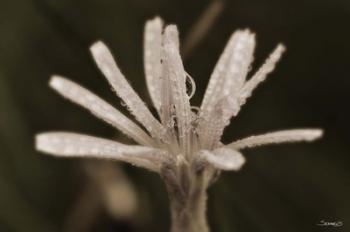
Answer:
[
  {"xmin": 201, "ymin": 44, "xmax": 285, "ymax": 150},
  {"xmin": 226, "ymin": 129, "xmax": 323, "ymax": 150},
  {"xmin": 162, "ymin": 25, "xmax": 192, "ymax": 154},
  {"xmin": 36, "ymin": 132, "xmax": 163, "ymax": 172},
  {"xmin": 144, "ymin": 17, "xmax": 164, "ymax": 112},
  {"xmin": 237, "ymin": 44, "xmax": 285, "ymax": 107},
  {"xmin": 199, "ymin": 30, "xmax": 255, "ymax": 149},
  {"xmin": 49, "ymin": 76, "xmax": 154, "ymax": 146},
  {"xmin": 158, "ymin": 37, "xmax": 181, "ymax": 154},
  {"xmin": 198, "ymin": 148, "xmax": 245, "ymax": 171},
  {"xmin": 90, "ymin": 41, "xmax": 165, "ymax": 140},
  {"xmin": 201, "ymin": 30, "xmax": 255, "ymax": 114}
]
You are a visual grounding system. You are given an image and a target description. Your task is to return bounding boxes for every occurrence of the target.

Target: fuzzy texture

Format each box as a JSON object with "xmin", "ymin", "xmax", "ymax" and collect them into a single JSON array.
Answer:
[{"xmin": 36, "ymin": 17, "xmax": 323, "ymax": 232}]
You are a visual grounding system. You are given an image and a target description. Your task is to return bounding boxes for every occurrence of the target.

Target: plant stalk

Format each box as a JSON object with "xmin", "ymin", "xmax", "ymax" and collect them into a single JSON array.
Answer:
[{"xmin": 161, "ymin": 163, "xmax": 211, "ymax": 232}]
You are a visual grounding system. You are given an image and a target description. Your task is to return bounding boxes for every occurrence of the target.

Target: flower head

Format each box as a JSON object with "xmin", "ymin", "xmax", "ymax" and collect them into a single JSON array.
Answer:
[{"xmin": 36, "ymin": 17, "xmax": 322, "ymax": 174}]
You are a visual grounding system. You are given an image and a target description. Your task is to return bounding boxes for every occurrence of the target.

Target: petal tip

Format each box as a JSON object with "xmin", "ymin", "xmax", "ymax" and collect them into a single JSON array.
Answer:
[
  {"xmin": 49, "ymin": 75, "xmax": 64, "ymax": 90},
  {"xmin": 309, "ymin": 129, "xmax": 324, "ymax": 140},
  {"xmin": 163, "ymin": 26, "xmax": 180, "ymax": 52},
  {"xmin": 148, "ymin": 16, "xmax": 163, "ymax": 25},
  {"xmin": 90, "ymin": 41, "xmax": 107, "ymax": 56},
  {"xmin": 200, "ymin": 148, "xmax": 246, "ymax": 171},
  {"xmin": 164, "ymin": 25, "xmax": 179, "ymax": 40},
  {"xmin": 218, "ymin": 148, "xmax": 246, "ymax": 171},
  {"xmin": 35, "ymin": 133, "xmax": 48, "ymax": 153},
  {"xmin": 232, "ymin": 155, "xmax": 246, "ymax": 171},
  {"xmin": 277, "ymin": 43, "xmax": 287, "ymax": 53}
]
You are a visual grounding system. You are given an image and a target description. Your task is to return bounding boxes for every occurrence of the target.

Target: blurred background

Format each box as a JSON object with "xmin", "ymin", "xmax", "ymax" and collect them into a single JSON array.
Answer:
[{"xmin": 0, "ymin": 0, "xmax": 349, "ymax": 231}]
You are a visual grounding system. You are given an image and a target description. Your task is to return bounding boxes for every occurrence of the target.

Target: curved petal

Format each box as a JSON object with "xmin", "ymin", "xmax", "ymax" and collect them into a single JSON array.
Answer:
[
  {"xmin": 144, "ymin": 17, "xmax": 164, "ymax": 113},
  {"xmin": 226, "ymin": 129, "xmax": 323, "ymax": 150},
  {"xmin": 162, "ymin": 25, "xmax": 192, "ymax": 155},
  {"xmin": 204, "ymin": 44, "xmax": 285, "ymax": 149},
  {"xmin": 36, "ymin": 132, "xmax": 163, "ymax": 172},
  {"xmin": 237, "ymin": 44, "xmax": 285, "ymax": 107},
  {"xmin": 198, "ymin": 148, "xmax": 245, "ymax": 171},
  {"xmin": 49, "ymin": 76, "xmax": 154, "ymax": 146},
  {"xmin": 201, "ymin": 30, "xmax": 255, "ymax": 115},
  {"xmin": 199, "ymin": 30, "xmax": 255, "ymax": 149},
  {"xmin": 90, "ymin": 41, "xmax": 165, "ymax": 140}
]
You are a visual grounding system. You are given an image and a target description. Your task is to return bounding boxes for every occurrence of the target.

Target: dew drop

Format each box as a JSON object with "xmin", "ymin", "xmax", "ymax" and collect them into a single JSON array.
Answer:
[
  {"xmin": 120, "ymin": 100, "xmax": 127, "ymax": 107},
  {"xmin": 190, "ymin": 106, "xmax": 200, "ymax": 113},
  {"xmin": 248, "ymin": 65, "xmax": 253, "ymax": 72},
  {"xmin": 185, "ymin": 72, "xmax": 196, "ymax": 99}
]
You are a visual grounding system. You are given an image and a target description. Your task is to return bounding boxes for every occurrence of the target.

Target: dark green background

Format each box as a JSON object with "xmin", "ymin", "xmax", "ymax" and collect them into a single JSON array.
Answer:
[{"xmin": 0, "ymin": 0, "xmax": 349, "ymax": 231}]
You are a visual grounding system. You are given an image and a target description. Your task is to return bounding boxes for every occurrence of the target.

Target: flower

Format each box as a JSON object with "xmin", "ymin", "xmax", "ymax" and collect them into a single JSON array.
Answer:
[{"xmin": 36, "ymin": 17, "xmax": 322, "ymax": 174}]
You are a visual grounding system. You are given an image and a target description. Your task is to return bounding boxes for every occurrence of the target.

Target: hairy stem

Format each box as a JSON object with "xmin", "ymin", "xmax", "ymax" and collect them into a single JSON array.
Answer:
[
  {"xmin": 169, "ymin": 186, "xmax": 208, "ymax": 232},
  {"xmin": 161, "ymin": 163, "xmax": 210, "ymax": 232}
]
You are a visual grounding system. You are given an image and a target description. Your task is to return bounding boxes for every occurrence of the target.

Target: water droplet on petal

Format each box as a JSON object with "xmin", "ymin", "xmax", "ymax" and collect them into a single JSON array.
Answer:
[{"xmin": 185, "ymin": 72, "xmax": 196, "ymax": 99}]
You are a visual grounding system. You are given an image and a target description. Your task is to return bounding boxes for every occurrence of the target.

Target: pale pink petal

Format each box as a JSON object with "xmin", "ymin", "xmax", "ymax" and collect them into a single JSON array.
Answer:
[
  {"xmin": 36, "ymin": 132, "xmax": 163, "ymax": 172},
  {"xmin": 238, "ymin": 44, "xmax": 286, "ymax": 107},
  {"xmin": 199, "ymin": 30, "xmax": 255, "ymax": 149},
  {"xmin": 226, "ymin": 129, "xmax": 323, "ymax": 150},
  {"xmin": 144, "ymin": 17, "xmax": 164, "ymax": 112},
  {"xmin": 198, "ymin": 148, "xmax": 245, "ymax": 171},
  {"xmin": 50, "ymin": 76, "xmax": 154, "ymax": 146},
  {"xmin": 201, "ymin": 30, "xmax": 255, "ymax": 114},
  {"xmin": 90, "ymin": 41, "xmax": 165, "ymax": 140},
  {"xmin": 162, "ymin": 25, "xmax": 192, "ymax": 155}
]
